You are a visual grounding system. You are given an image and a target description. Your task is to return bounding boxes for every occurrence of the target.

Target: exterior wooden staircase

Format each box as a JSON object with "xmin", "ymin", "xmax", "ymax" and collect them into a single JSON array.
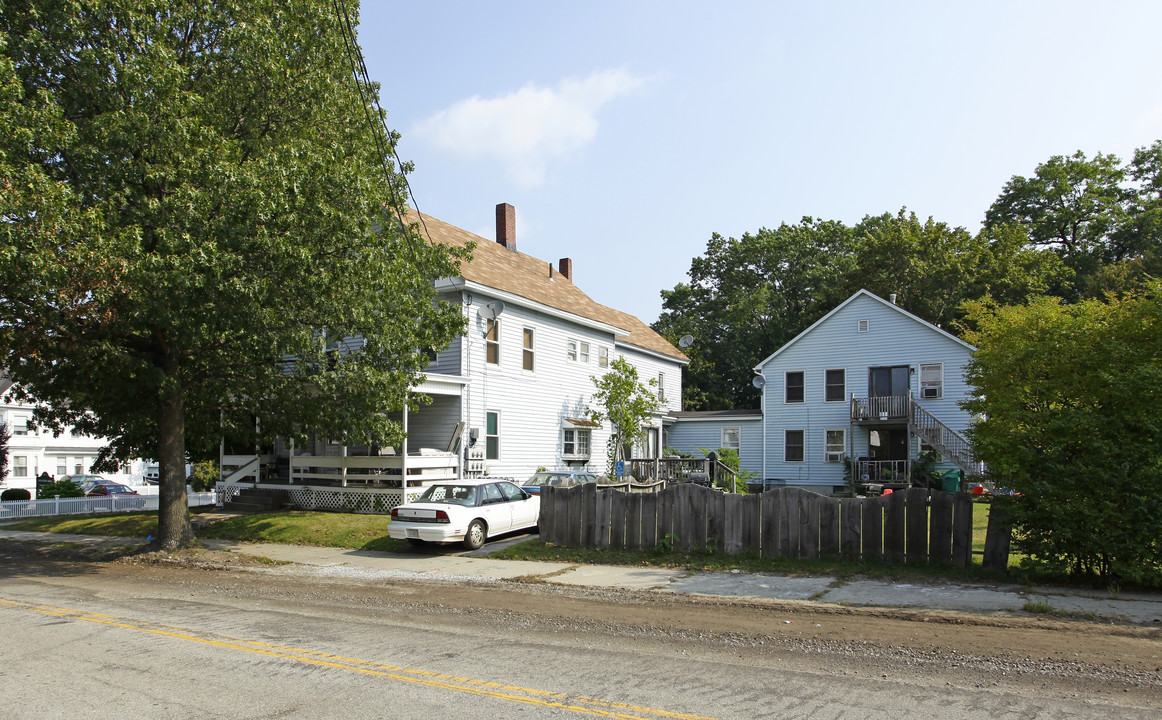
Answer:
[{"xmin": 908, "ymin": 397, "xmax": 983, "ymax": 478}]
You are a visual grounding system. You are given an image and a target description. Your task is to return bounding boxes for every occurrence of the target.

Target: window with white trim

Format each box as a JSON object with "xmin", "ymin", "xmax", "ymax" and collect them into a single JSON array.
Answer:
[
  {"xmin": 11, "ymin": 416, "xmax": 29, "ymax": 436},
  {"xmin": 567, "ymin": 339, "xmax": 590, "ymax": 363},
  {"xmin": 598, "ymin": 346, "xmax": 609, "ymax": 368},
  {"xmin": 522, "ymin": 327, "xmax": 534, "ymax": 371},
  {"xmin": 784, "ymin": 430, "xmax": 804, "ymax": 462},
  {"xmin": 721, "ymin": 426, "xmax": 740, "ymax": 451},
  {"xmin": 858, "ymin": 319, "xmax": 870, "ymax": 333},
  {"xmin": 919, "ymin": 362, "xmax": 943, "ymax": 399},
  {"xmin": 485, "ymin": 320, "xmax": 499, "ymax": 365},
  {"xmin": 785, "ymin": 371, "xmax": 804, "ymax": 403},
  {"xmin": 485, "ymin": 411, "xmax": 500, "ymax": 460},
  {"xmin": 824, "ymin": 368, "xmax": 846, "ymax": 402},
  {"xmin": 657, "ymin": 372, "xmax": 666, "ymax": 403},
  {"xmin": 563, "ymin": 428, "xmax": 591, "ymax": 458},
  {"xmin": 56, "ymin": 457, "xmax": 67, "ymax": 476},
  {"xmin": 579, "ymin": 342, "xmax": 590, "ymax": 363},
  {"xmin": 824, "ymin": 429, "xmax": 845, "ymax": 462},
  {"xmin": 13, "ymin": 456, "xmax": 28, "ymax": 477}
]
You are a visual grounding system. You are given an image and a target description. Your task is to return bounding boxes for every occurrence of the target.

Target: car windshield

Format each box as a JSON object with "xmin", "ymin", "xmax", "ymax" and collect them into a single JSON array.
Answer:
[
  {"xmin": 417, "ymin": 484, "xmax": 477, "ymax": 506},
  {"xmin": 525, "ymin": 473, "xmax": 569, "ymax": 487},
  {"xmin": 106, "ymin": 485, "xmax": 132, "ymax": 493}
]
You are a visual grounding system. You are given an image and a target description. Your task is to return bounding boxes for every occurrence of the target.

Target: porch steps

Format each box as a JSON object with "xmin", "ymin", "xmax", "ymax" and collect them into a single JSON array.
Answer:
[{"xmin": 223, "ymin": 487, "xmax": 289, "ymax": 513}]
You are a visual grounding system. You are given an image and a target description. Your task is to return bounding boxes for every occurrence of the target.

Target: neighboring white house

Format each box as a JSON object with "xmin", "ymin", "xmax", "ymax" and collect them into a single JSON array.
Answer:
[
  {"xmin": 1, "ymin": 377, "xmax": 147, "ymax": 492},
  {"xmin": 254, "ymin": 204, "xmax": 689, "ymax": 487}
]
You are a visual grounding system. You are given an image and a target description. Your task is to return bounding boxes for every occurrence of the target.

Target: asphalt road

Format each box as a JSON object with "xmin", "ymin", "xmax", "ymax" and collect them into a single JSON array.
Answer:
[{"xmin": 1, "ymin": 549, "xmax": 1158, "ymax": 719}]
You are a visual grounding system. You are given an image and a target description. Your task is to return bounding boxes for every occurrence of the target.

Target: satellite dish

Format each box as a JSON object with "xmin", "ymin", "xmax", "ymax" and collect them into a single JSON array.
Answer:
[
  {"xmin": 478, "ymin": 301, "xmax": 505, "ymax": 322},
  {"xmin": 678, "ymin": 334, "xmax": 694, "ymax": 348},
  {"xmin": 752, "ymin": 376, "xmax": 765, "ymax": 389}
]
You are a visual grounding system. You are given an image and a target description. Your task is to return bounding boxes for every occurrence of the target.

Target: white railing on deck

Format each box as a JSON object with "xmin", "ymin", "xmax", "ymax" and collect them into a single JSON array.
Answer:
[{"xmin": 0, "ymin": 491, "xmax": 217, "ymax": 520}]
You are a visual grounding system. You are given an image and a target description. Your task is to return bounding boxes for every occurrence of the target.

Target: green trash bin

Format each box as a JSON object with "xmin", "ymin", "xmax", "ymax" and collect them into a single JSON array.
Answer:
[{"xmin": 940, "ymin": 469, "xmax": 961, "ymax": 493}]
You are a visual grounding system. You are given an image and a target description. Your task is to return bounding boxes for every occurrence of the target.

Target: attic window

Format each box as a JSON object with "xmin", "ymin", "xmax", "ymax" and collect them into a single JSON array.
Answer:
[{"xmin": 857, "ymin": 319, "xmax": 869, "ymax": 333}]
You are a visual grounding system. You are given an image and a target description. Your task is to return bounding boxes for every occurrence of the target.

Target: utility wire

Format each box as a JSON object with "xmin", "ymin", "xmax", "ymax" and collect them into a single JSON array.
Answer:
[{"xmin": 331, "ymin": 0, "xmax": 433, "ymax": 263}]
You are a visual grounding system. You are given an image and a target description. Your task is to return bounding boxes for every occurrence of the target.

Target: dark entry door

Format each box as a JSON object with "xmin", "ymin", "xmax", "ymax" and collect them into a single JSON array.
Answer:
[{"xmin": 869, "ymin": 428, "xmax": 909, "ymax": 460}]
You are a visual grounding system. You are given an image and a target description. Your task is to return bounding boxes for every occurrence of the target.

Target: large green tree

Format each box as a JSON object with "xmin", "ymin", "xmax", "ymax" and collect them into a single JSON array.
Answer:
[
  {"xmin": 962, "ymin": 289, "xmax": 1162, "ymax": 585},
  {"xmin": 0, "ymin": 1, "xmax": 465, "ymax": 549},
  {"xmin": 656, "ymin": 211, "xmax": 1062, "ymax": 410},
  {"xmin": 655, "ymin": 218, "xmax": 853, "ymax": 409}
]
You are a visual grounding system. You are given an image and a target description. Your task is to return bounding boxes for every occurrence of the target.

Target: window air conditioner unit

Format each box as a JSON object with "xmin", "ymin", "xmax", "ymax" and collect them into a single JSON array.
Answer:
[
  {"xmin": 825, "ymin": 452, "xmax": 843, "ymax": 463},
  {"xmin": 920, "ymin": 387, "xmax": 940, "ymax": 399}
]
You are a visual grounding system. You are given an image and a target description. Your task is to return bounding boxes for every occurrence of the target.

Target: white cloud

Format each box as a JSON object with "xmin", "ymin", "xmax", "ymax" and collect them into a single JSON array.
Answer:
[{"xmin": 411, "ymin": 69, "xmax": 647, "ymax": 187}]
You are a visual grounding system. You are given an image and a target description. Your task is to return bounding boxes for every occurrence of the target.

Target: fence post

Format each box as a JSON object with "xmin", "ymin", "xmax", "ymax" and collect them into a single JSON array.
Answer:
[
  {"xmin": 54, "ymin": 495, "xmax": 60, "ymax": 515},
  {"xmin": 982, "ymin": 498, "xmax": 1012, "ymax": 571}
]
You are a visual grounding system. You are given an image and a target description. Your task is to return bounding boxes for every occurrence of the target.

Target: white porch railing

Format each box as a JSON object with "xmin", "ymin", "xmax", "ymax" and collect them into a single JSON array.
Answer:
[
  {"xmin": 286, "ymin": 453, "xmax": 458, "ymax": 485},
  {"xmin": 0, "ymin": 491, "xmax": 217, "ymax": 520}
]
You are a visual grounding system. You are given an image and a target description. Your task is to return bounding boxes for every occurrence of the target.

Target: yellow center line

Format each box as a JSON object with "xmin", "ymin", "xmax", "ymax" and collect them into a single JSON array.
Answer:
[{"xmin": 0, "ymin": 597, "xmax": 720, "ymax": 720}]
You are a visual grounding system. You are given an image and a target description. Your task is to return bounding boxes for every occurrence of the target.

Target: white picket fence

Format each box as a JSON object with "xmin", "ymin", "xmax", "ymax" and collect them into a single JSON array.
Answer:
[{"xmin": 0, "ymin": 491, "xmax": 217, "ymax": 520}]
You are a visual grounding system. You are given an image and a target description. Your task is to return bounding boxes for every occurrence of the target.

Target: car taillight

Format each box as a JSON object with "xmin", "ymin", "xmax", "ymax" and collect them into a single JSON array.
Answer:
[
  {"xmin": 390, "ymin": 508, "xmax": 399, "ymax": 518},
  {"xmin": 435, "ymin": 510, "xmax": 450, "ymax": 523}
]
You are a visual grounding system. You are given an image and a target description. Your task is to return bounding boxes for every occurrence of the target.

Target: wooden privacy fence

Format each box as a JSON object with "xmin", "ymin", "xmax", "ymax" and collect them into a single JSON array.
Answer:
[{"xmin": 539, "ymin": 484, "xmax": 1012, "ymax": 569}]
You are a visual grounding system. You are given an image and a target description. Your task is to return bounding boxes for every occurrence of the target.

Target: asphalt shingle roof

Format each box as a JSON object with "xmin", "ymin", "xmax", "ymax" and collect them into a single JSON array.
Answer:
[{"xmin": 409, "ymin": 209, "xmax": 688, "ymax": 363}]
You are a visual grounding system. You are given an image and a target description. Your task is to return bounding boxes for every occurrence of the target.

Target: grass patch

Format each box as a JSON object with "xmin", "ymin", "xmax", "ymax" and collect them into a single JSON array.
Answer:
[
  {"xmin": 6, "ymin": 512, "xmax": 159, "ymax": 538},
  {"xmin": 197, "ymin": 510, "xmax": 409, "ymax": 552}
]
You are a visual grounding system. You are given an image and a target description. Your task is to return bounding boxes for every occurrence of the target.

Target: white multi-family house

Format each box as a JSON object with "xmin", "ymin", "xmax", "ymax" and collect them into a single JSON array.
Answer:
[
  {"xmin": 666, "ymin": 289, "xmax": 979, "ymax": 495},
  {"xmin": 228, "ymin": 204, "xmax": 688, "ymax": 507},
  {"xmin": 1, "ymin": 376, "xmax": 147, "ymax": 492},
  {"xmin": 418, "ymin": 203, "xmax": 688, "ymax": 479}
]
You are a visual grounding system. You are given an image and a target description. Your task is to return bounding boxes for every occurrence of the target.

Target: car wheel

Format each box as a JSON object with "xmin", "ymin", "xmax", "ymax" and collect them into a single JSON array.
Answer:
[
  {"xmin": 462, "ymin": 519, "xmax": 486, "ymax": 550},
  {"xmin": 406, "ymin": 538, "xmax": 425, "ymax": 547}
]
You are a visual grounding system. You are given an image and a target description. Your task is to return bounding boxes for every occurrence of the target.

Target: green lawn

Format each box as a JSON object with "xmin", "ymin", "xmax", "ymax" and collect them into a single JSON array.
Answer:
[{"xmin": 4, "ymin": 509, "xmax": 409, "ymax": 553}]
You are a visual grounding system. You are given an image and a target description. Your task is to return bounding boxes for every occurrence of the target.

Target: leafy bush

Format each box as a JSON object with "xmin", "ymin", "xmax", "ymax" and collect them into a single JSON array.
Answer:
[
  {"xmin": 188, "ymin": 461, "xmax": 218, "ymax": 492},
  {"xmin": 963, "ymin": 289, "xmax": 1162, "ymax": 586},
  {"xmin": 37, "ymin": 480, "xmax": 85, "ymax": 499},
  {"xmin": 2, "ymin": 488, "xmax": 31, "ymax": 501}
]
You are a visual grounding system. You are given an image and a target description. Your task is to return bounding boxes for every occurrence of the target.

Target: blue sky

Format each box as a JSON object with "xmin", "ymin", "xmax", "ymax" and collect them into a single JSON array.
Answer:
[{"xmin": 357, "ymin": 1, "xmax": 1162, "ymax": 324}]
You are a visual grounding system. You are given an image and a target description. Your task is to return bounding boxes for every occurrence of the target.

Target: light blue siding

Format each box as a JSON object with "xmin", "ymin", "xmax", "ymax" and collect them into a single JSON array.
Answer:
[
  {"xmin": 665, "ymin": 416, "xmax": 763, "ymax": 478},
  {"xmin": 756, "ymin": 291, "xmax": 975, "ymax": 493}
]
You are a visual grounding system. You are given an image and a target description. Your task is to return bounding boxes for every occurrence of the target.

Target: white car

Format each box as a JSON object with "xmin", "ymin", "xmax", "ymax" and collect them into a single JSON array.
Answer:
[{"xmin": 388, "ymin": 479, "xmax": 540, "ymax": 550}]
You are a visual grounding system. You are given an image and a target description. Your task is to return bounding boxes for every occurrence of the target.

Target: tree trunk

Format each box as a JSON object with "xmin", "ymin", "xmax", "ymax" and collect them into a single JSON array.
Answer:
[{"xmin": 154, "ymin": 367, "xmax": 193, "ymax": 550}]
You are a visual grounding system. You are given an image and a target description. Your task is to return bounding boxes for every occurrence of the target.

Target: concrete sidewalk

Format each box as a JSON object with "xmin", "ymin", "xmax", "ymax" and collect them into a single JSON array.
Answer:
[{"xmin": 3, "ymin": 527, "xmax": 1161, "ymax": 625}]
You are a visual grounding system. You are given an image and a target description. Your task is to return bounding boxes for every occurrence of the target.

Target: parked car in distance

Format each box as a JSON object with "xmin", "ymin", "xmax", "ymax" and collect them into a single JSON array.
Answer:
[
  {"xmin": 59, "ymin": 475, "xmax": 109, "ymax": 487},
  {"xmin": 83, "ymin": 482, "xmax": 139, "ymax": 497},
  {"xmin": 521, "ymin": 471, "xmax": 598, "ymax": 495},
  {"xmin": 388, "ymin": 479, "xmax": 539, "ymax": 550}
]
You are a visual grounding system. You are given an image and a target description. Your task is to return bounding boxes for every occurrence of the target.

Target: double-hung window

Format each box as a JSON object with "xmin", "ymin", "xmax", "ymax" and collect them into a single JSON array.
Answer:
[
  {"xmin": 785, "ymin": 371, "xmax": 804, "ymax": 403},
  {"xmin": 824, "ymin": 429, "xmax": 845, "ymax": 462},
  {"xmin": 784, "ymin": 430, "xmax": 804, "ymax": 462},
  {"xmin": 919, "ymin": 363, "xmax": 943, "ymax": 399},
  {"xmin": 721, "ymin": 426, "xmax": 740, "ymax": 451},
  {"xmin": 522, "ymin": 328, "xmax": 534, "ymax": 371},
  {"xmin": 598, "ymin": 346, "xmax": 609, "ymax": 368},
  {"xmin": 485, "ymin": 321, "xmax": 499, "ymax": 365},
  {"xmin": 824, "ymin": 368, "xmax": 846, "ymax": 402},
  {"xmin": 485, "ymin": 412, "xmax": 500, "ymax": 460}
]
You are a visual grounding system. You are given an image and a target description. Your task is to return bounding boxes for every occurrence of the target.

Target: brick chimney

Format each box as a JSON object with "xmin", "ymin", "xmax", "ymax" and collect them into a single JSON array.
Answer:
[
  {"xmin": 496, "ymin": 203, "xmax": 516, "ymax": 251},
  {"xmin": 558, "ymin": 258, "xmax": 573, "ymax": 281}
]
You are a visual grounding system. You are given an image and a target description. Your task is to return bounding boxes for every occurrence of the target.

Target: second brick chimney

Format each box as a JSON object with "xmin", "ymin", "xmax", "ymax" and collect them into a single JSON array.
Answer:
[
  {"xmin": 496, "ymin": 203, "xmax": 516, "ymax": 251},
  {"xmin": 558, "ymin": 258, "xmax": 573, "ymax": 281}
]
